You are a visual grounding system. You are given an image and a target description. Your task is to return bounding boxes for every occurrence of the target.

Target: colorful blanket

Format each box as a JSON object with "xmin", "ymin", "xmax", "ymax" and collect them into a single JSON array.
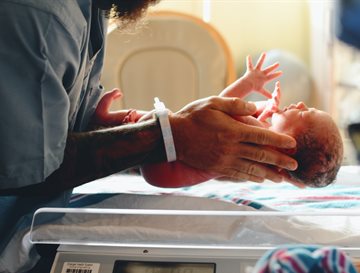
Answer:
[
  {"xmin": 175, "ymin": 181, "xmax": 360, "ymax": 211},
  {"xmin": 252, "ymin": 245, "xmax": 357, "ymax": 273},
  {"xmin": 71, "ymin": 166, "xmax": 360, "ymax": 211},
  {"xmin": 72, "ymin": 175, "xmax": 360, "ymax": 212}
]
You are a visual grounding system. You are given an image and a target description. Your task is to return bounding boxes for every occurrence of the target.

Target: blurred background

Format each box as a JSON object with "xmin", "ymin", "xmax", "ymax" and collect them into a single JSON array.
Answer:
[{"xmin": 103, "ymin": 0, "xmax": 360, "ymax": 165}]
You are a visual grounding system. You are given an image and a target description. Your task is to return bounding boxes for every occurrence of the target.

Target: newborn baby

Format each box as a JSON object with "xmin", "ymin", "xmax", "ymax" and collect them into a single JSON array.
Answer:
[
  {"xmin": 257, "ymin": 83, "xmax": 343, "ymax": 188},
  {"xmin": 94, "ymin": 53, "xmax": 343, "ymax": 188},
  {"xmin": 141, "ymin": 82, "xmax": 343, "ymax": 188}
]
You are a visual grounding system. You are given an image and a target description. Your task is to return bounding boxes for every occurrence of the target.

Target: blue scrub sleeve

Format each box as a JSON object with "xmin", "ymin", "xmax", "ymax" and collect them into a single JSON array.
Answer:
[{"xmin": 0, "ymin": 4, "xmax": 83, "ymax": 189}]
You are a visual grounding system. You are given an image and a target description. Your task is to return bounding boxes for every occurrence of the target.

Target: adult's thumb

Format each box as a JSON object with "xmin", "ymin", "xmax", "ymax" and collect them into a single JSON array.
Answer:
[{"xmin": 215, "ymin": 97, "xmax": 256, "ymax": 117}]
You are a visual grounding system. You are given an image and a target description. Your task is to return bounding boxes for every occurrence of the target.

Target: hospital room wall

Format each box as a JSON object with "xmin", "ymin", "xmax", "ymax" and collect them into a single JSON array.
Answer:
[
  {"xmin": 150, "ymin": 0, "xmax": 310, "ymax": 81},
  {"xmin": 149, "ymin": 1, "xmax": 360, "ymax": 164},
  {"xmin": 150, "ymin": 1, "xmax": 357, "ymax": 156},
  {"xmin": 150, "ymin": 1, "xmax": 341, "ymax": 114},
  {"xmin": 149, "ymin": 1, "xmax": 335, "ymax": 112}
]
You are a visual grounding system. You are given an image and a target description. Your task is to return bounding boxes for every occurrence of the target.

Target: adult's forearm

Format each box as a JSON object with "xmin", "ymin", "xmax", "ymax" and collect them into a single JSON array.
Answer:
[
  {"xmin": 56, "ymin": 119, "xmax": 165, "ymax": 183},
  {"xmin": 3, "ymin": 119, "xmax": 166, "ymax": 195}
]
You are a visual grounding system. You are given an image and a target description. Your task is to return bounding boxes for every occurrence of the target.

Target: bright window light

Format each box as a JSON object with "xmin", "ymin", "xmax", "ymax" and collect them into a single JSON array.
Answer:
[{"xmin": 202, "ymin": 0, "xmax": 211, "ymax": 23}]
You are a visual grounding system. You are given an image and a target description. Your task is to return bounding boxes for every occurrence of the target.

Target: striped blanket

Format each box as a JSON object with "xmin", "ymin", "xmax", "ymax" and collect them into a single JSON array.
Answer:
[
  {"xmin": 72, "ymin": 165, "xmax": 360, "ymax": 212},
  {"xmin": 252, "ymin": 245, "xmax": 357, "ymax": 273},
  {"xmin": 175, "ymin": 181, "xmax": 360, "ymax": 211}
]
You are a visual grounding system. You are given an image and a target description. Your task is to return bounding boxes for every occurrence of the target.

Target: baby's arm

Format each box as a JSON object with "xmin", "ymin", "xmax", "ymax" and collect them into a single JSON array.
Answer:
[
  {"xmin": 220, "ymin": 52, "xmax": 282, "ymax": 99},
  {"xmin": 256, "ymin": 81, "xmax": 281, "ymax": 122}
]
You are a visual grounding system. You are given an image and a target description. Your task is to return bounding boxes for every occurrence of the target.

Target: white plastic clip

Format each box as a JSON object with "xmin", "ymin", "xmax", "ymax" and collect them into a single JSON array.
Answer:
[{"xmin": 154, "ymin": 97, "xmax": 177, "ymax": 162}]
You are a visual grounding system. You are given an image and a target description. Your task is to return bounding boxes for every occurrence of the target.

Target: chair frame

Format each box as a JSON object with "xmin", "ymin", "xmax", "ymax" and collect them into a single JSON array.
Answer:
[{"xmin": 107, "ymin": 10, "xmax": 236, "ymax": 86}]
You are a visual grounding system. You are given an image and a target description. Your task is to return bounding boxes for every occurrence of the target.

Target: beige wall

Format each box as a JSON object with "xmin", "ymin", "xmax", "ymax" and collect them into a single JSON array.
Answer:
[{"xmin": 150, "ymin": 0, "xmax": 310, "ymax": 76}]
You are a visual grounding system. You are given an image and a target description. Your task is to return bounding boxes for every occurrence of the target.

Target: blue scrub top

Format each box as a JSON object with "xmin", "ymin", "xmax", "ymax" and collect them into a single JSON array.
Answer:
[
  {"xmin": 0, "ymin": 0, "xmax": 106, "ymax": 189},
  {"xmin": 0, "ymin": 0, "xmax": 108, "ymax": 270}
]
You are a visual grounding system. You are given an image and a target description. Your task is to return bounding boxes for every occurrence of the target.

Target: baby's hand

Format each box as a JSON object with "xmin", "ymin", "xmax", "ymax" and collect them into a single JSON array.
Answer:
[
  {"xmin": 219, "ymin": 52, "xmax": 282, "ymax": 99},
  {"xmin": 243, "ymin": 52, "xmax": 282, "ymax": 98},
  {"xmin": 90, "ymin": 88, "xmax": 144, "ymax": 128},
  {"xmin": 257, "ymin": 81, "xmax": 281, "ymax": 122}
]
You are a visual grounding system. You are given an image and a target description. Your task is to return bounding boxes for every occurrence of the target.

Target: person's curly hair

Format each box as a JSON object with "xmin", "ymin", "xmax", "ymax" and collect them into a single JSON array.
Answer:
[
  {"xmin": 289, "ymin": 125, "xmax": 343, "ymax": 188},
  {"xmin": 96, "ymin": 0, "xmax": 160, "ymax": 27}
]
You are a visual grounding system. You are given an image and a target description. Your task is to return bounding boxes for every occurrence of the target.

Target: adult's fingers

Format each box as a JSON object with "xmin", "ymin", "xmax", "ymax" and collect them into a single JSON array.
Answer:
[
  {"xmin": 207, "ymin": 96, "xmax": 257, "ymax": 117},
  {"xmin": 171, "ymin": 96, "xmax": 297, "ymax": 184},
  {"xmin": 218, "ymin": 169, "xmax": 265, "ymax": 183},
  {"xmin": 222, "ymin": 158, "xmax": 284, "ymax": 182},
  {"xmin": 234, "ymin": 143, "xmax": 297, "ymax": 171},
  {"xmin": 232, "ymin": 115, "xmax": 266, "ymax": 127},
  {"xmin": 238, "ymin": 124, "xmax": 296, "ymax": 149},
  {"xmin": 280, "ymin": 170, "xmax": 307, "ymax": 188}
]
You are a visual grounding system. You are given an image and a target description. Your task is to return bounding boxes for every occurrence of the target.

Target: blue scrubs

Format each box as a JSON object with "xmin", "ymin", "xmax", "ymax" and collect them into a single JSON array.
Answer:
[{"xmin": 0, "ymin": 0, "xmax": 107, "ymax": 271}]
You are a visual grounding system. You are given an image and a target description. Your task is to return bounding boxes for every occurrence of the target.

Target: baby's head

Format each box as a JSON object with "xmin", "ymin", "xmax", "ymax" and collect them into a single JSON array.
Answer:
[{"xmin": 271, "ymin": 102, "xmax": 343, "ymax": 187}]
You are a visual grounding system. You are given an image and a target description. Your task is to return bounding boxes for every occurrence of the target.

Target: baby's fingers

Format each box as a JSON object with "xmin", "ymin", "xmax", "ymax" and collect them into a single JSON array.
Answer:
[
  {"xmin": 266, "ymin": 71, "xmax": 282, "ymax": 81},
  {"xmin": 246, "ymin": 55, "xmax": 254, "ymax": 70},
  {"xmin": 95, "ymin": 89, "xmax": 123, "ymax": 117},
  {"xmin": 254, "ymin": 52, "xmax": 266, "ymax": 70},
  {"xmin": 257, "ymin": 88, "xmax": 273, "ymax": 99},
  {"xmin": 263, "ymin": 62, "xmax": 281, "ymax": 74}
]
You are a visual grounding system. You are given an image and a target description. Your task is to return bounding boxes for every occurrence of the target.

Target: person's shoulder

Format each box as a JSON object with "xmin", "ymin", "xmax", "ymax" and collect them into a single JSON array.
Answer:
[{"xmin": 1, "ymin": 0, "xmax": 87, "ymax": 39}]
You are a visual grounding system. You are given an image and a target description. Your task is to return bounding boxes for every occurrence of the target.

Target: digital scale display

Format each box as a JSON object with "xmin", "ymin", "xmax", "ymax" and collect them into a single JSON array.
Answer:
[{"xmin": 113, "ymin": 261, "xmax": 216, "ymax": 273}]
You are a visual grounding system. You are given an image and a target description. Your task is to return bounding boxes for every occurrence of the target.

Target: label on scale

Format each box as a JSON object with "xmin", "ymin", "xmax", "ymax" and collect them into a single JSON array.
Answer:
[{"xmin": 61, "ymin": 262, "xmax": 100, "ymax": 273}]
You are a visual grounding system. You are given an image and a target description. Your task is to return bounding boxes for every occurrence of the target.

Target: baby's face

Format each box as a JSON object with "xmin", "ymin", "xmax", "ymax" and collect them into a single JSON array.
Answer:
[{"xmin": 270, "ymin": 102, "xmax": 334, "ymax": 138}]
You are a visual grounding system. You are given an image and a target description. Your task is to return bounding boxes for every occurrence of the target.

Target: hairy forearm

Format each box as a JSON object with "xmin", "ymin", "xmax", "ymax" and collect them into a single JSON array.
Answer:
[
  {"xmin": 3, "ymin": 119, "xmax": 166, "ymax": 195},
  {"xmin": 54, "ymin": 119, "xmax": 165, "ymax": 184}
]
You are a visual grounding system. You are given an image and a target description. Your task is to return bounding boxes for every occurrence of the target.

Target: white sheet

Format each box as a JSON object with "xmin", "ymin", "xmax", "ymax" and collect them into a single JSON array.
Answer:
[
  {"xmin": 31, "ymin": 193, "xmax": 360, "ymax": 248},
  {"xmin": 73, "ymin": 165, "xmax": 360, "ymax": 194},
  {"xmin": 6, "ymin": 165, "xmax": 360, "ymax": 273}
]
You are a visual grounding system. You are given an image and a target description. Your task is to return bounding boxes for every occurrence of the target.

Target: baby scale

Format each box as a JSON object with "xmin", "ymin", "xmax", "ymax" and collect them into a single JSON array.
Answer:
[{"xmin": 30, "ymin": 208, "xmax": 360, "ymax": 273}]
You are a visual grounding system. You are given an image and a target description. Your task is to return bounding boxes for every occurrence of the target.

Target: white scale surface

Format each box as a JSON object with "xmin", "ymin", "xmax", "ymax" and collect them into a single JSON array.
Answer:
[
  {"xmin": 31, "ymin": 166, "xmax": 360, "ymax": 273},
  {"xmin": 30, "ymin": 207, "xmax": 360, "ymax": 273}
]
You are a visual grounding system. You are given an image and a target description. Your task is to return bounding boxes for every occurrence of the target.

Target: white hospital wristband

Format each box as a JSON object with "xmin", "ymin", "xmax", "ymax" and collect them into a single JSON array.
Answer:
[{"xmin": 154, "ymin": 97, "xmax": 177, "ymax": 162}]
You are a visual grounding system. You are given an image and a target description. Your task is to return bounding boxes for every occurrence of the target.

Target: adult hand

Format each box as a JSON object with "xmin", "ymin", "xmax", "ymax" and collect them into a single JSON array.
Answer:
[{"xmin": 170, "ymin": 96, "xmax": 298, "ymax": 183}]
